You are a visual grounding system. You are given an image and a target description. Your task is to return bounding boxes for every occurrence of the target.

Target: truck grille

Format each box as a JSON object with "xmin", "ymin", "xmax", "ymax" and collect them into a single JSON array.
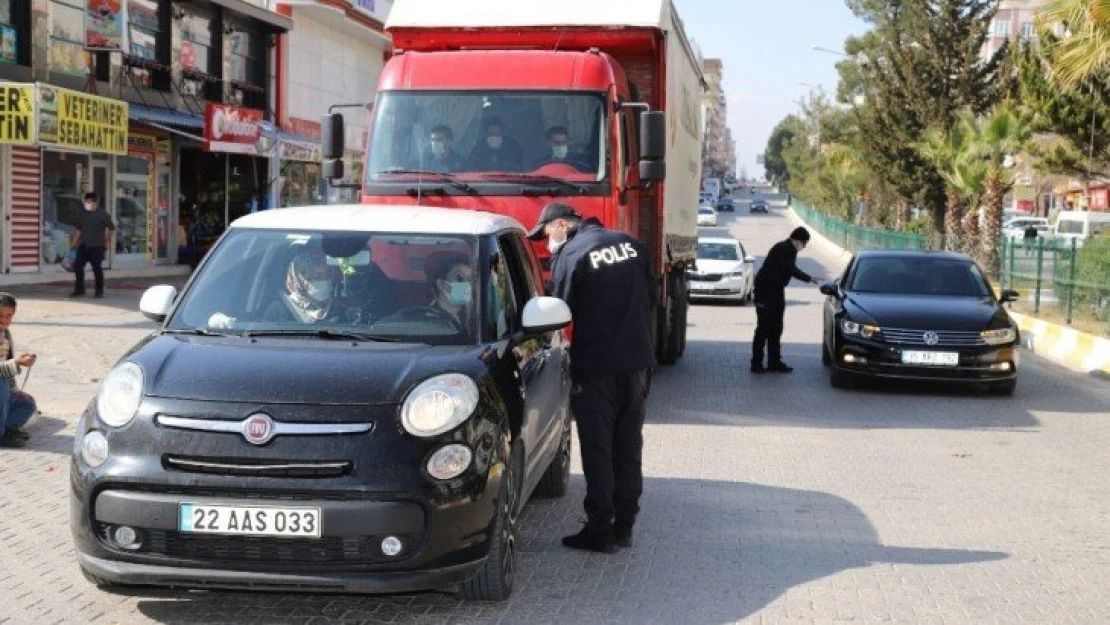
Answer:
[{"xmin": 881, "ymin": 328, "xmax": 985, "ymax": 347}]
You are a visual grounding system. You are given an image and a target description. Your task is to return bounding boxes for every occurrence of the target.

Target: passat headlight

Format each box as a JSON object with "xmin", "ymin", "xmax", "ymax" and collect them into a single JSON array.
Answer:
[
  {"xmin": 96, "ymin": 362, "xmax": 144, "ymax": 428},
  {"xmin": 401, "ymin": 374, "xmax": 480, "ymax": 437},
  {"xmin": 981, "ymin": 327, "xmax": 1016, "ymax": 345},
  {"xmin": 840, "ymin": 319, "xmax": 880, "ymax": 338}
]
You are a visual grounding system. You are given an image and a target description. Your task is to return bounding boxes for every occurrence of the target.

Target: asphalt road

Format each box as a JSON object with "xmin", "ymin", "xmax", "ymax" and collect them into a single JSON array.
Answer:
[{"xmin": 1, "ymin": 193, "xmax": 1108, "ymax": 624}]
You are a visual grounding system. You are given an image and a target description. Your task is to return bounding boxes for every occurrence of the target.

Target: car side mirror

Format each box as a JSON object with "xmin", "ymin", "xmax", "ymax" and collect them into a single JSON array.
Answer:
[
  {"xmin": 744, "ymin": 255, "xmax": 755, "ymax": 264},
  {"xmin": 819, "ymin": 282, "xmax": 841, "ymax": 298},
  {"xmin": 1000, "ymin": 289, "xmax": 1020, "ymax": 303},
  {"xmin": 522, "ymin": 296, "xmax": 571, "ymax": 335},
  {"xmin": 140, "ymin": 285, "xmax": 178, "ymax": 323}
]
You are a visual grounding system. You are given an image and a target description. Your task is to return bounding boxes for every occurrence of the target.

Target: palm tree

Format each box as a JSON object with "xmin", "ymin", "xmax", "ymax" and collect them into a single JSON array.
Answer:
[
  {"xmin": 961, "ymin": 108, "xmax": 1033, "ymax": 277},
  {"xmin": 918, "ymin": 123, "xmax": 974, "ymax": 251},
  {"xmin": 1036, "ymin": 0, "xmax": 1110, "ymax": 87}
]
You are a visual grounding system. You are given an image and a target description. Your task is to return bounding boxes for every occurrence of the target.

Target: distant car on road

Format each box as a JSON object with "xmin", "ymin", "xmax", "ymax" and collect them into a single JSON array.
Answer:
[
  {"xmin": 749, "ymin": 200, "xmax": 769, "ymax": 214},
  {"xmin": 715, "ymin": 198, "xmax": 735, "ymax": 212},
  {"xmin": 697, "ymin": 205, "xmax": 718, "ymax": 227},
  {"xmin": 820, "ymin": 250, "xmax": 1019, "ymax": 395},
  {"xmin": 689, "ymin": 237, "xmax": 755, "ymax": 304},
  {"xmin": 1002, "ymin": 217, "xmax": 1051, "ymax": 242}
]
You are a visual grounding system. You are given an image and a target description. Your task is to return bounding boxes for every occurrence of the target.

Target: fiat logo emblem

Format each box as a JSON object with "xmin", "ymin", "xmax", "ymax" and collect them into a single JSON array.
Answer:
[
  {"xmin": 922, "ymin": 331, "xmax": 940, "ymax": 346},
  {"xmin": 242, "ymin": 413, "xmax": 275, "ymax": 445}
]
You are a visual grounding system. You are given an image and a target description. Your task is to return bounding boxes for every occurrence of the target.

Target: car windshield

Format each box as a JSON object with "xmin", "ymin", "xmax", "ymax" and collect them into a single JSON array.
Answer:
[
  {"xmin": 699, "ymin": 207, "xmax": 714, "ymax": 214},
  {"xmin": 167, "ymin": 229, "xmax": 480, "ymax": 345},
  {"xmin": 1057, "ymin": 219, "xmax": 1084, "ymax": 235},
  {"xmin": 698, "ymin": 242, "xmax": 739, "ymax": 261},
  {"xmin": 849, "ymin": 257, "xmax": 991, "ymax": 297},
  {"xmin": 367, "ymin": 91, "xmax": 608, "ymax": 185}
]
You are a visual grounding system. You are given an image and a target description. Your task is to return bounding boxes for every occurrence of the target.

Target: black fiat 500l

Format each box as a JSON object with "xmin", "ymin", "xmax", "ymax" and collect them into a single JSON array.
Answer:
[
  {"xmin": 71, "ymin": 206, "xmax": 573, "ymax": 600},
  {"xmin": 821, "ymin": 251, "xmax": 1019, "ymax": 394}
]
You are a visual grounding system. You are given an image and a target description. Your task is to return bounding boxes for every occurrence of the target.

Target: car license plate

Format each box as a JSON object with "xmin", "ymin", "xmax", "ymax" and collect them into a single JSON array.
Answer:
[
  {"xmin": 690, "ymin": 281, "xmax": 713, "ymax": 291},
  {"xmin": 901, "ymin": 351, "xmax": 959, "ymax": 366},
  {"xmin": 179, "ymin": 503, "xmax": 321, "ymax": 538}
]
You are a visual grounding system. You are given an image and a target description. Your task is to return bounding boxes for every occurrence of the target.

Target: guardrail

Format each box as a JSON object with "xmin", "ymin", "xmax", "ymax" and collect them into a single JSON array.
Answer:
[
  {"xmin": 1001, "ymin": 237, "xmax": 1110, "ymax": 338},
  {"xmin": 790, "ymin": 200, "xmax": 931, "ymax": 252}
]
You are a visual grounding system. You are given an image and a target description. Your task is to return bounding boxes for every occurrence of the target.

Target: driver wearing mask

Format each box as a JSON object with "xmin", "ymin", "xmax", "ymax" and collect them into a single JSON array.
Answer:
[
  {"xmin": 534, "ymin": 125, "xmax": 589, "ymax": 171},
  {"xmin": 469, "ymin": 117, "xmax": 523, "ymax": 172},
  {"xmin": 208, "ymin": 248, "xmax": 337, "ymax": 328},
  {"xmin": 427, "ymin": 252, "xmax": 473, "ymax": 328},
  {"xmin": 426, "ymin": 125, "xmax": 465, "ymax": 173}
]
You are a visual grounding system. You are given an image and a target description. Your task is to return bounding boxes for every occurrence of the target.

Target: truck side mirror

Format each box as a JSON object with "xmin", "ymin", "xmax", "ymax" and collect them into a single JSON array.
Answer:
[
  {"xmin": 640, "ymin": 110, "xmax": 666, "ymax": 161},
  {"xmin": 639, "ymin": 160, "xmax": 665, "ymax": 182},
  {"xmin": 321, "ymin": 113, "xmax": 345, "ymax": 160}
]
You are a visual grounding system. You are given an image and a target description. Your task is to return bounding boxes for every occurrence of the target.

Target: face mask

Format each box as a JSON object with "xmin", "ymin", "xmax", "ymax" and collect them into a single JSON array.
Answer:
[
  {"xmin": 446, "ymin": 281, "xmax": 471, "ymax": 307},
  {"xmin": 430, "ymin": 141, "xmax": 446, "ymax": 157},
  {"xmin": 487, "ymin": 136, "xmax": 503, "ymax": 149},
  {"xmin": 306, "ymin": 280, "xmax": 331, "ymax": 302},
  {"xmin": 547, "ymin": 235, "xmax": 566, "ymax": 255},
  {"xmin": 84, "ymin": 203, "xmax": 96, "ymax": 211},
  {"xmin": 552, "ymin": 145, "xmax": 568, "ymax": 159}
]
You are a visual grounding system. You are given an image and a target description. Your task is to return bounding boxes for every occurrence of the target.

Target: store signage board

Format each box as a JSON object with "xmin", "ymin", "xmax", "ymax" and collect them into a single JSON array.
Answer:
[
  {"xmin": 0, "ymin": 83, "xmax": 37, "ymax": 145},
  {"xmin": 38, "ymin": 84, "xmax": 129, "ymax": 154},
  {"xmin": 205, "ymin": 103, "xmax": 267, "ymax": 154},
  {"xmin": 85, "ymin": 0, "xmax": 124, "ymax": 51}
]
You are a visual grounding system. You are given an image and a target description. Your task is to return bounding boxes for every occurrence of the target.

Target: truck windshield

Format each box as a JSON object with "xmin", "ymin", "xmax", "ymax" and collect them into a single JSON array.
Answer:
[{"xmin": 367, "ymin": 91, "xmax": 608, "ymax": 186}]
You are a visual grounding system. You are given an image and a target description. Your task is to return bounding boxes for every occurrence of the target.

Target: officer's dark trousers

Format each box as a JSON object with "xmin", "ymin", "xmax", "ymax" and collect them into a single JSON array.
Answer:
[
  {"xmin": 752, "ymin": 291, "xmax": 786, "ymax": 366},
  {"xmin": 571, "ymin": 370, "xmax": 648, "ymax": 533}
]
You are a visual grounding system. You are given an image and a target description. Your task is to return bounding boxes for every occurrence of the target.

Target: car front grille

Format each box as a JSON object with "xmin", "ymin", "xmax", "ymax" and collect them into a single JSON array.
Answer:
[
  {"xmin": 163, "ymin": 455, "xmax": 353, "ymax": 479},
  {"xmin": 880, "ymin": 328, "xmax": 985, "ymax": 347},
  {"xmin": 96, "ymin": 523, "xmax": 415, "ymax": 564},
  {"xmin": 691, "ymin": 273, "xmax": 724, "ymax": 282}
]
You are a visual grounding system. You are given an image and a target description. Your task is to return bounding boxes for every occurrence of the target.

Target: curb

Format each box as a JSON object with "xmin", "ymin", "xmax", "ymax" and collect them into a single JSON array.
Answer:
[
  {"xmin": 786, "ymin": 203, "xmax": 1110, "ymax": 377},
  {"xmin": 0, "ymin": 265, "xmax": 190, "ymax": 288}
]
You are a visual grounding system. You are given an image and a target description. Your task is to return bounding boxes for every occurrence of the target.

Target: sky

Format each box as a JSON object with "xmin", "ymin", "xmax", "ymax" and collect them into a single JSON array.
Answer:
[{"xmin": 673, "ymin": 0, "xmax": 870, "ymax": 180}]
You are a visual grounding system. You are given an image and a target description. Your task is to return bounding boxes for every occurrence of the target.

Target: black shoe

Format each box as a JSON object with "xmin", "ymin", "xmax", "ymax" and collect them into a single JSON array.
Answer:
[
  {"xmin": 7, "ymin": 427, "xmax": 29, "ymax": 441},
  {"xmin": 561, "ymin": 526, "xmax": 617, "ymax": 554},
  {"xmin": 768, "ymin": 362, "xmax": 794, "ymax": 373},
  {"xmin": 0, "ymin": 433, "xmax": 27, "ymax": 448},
  {"xmin": 614, "ymin": 524, "xmax": 633, "ymax": 548},
  {"xmin": 68, "ymin": 291, "xmax": 85, "ymax": 298},
  {"xmin": 751, "ymin": 363, "xmax": 767, "ymax": 374}
]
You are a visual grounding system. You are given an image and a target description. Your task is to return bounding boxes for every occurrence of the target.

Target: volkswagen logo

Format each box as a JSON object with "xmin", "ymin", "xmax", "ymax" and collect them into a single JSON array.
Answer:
[
  {"xmin": 242, "ymin": 413, "xmax": 276, "ymax": 445},
  {"xmin": 922, "ymin": 331, "xmax": 940, "ymax": 346}
]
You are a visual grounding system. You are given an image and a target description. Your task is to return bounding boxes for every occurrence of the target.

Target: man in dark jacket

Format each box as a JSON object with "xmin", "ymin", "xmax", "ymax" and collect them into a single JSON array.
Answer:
[
  {"xmin": 70, "ymin": 192, "xmax": 115, "ymax": 298},
  {"xmin": 529, "ymin": 202, "xmax": 657, "ymax": 554},
  {"xmin": 752, "ymin": 226, "xmax": 820, "ymax": 373}
]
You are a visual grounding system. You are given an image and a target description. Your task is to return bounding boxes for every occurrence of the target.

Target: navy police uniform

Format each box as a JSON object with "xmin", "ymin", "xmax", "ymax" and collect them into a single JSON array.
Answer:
[
  {"xmin": 529, "ymin": 204, "xmax": 656, "ymax": 550},
  {"xmin": 752, "ymin": 228, "xmax": 814, "ymax": 371}
]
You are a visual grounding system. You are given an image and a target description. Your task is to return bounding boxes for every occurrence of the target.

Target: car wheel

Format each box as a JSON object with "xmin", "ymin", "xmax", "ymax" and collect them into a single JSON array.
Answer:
[
  {"xmin": 822, "ymin": 342, "xmax": 832, "ymax": 367},
  {"xmin": 830, "ymin": 366, "xmax": 854, "ymax": 389},
  {"xmin": 535, "ymin": 416, "xmax": 571, "ymax": 498},
  {"xmin": 460, "ymin": 448, "xmax": 520, "ymax": 601},
  {"xmin": 989, "ymin": 379, "xmax": 1016, "ymax": 396}
]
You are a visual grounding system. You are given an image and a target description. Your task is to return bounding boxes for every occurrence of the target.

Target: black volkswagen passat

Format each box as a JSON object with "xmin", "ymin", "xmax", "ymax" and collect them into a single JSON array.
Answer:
[
  {"xmin": 821, "ymin": 250, "xmax": 1020, "ymax": 394},
  {"xmin": 70, "ymin": 205, "xmax": 574, "ymax": 601}
]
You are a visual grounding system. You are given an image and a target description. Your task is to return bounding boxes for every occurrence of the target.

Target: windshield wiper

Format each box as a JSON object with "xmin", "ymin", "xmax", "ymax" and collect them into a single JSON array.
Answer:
[
  {"xmin": 481, "ymin": 173, "xmax": 588, "ymax": 196},
  {"xmin": 243, "ymin": 329, "xmax": 405, "ymax": 342},
  {"xmin": 378, "ymin": 168, "xmax": 477, "ymax": 194},
  {"xmin": 163, "ymin": 327, "xmax": 232, "ymax": 337}
]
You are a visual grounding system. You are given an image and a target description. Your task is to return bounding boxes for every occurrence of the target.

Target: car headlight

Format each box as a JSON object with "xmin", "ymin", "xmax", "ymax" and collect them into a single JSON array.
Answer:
[
  {"xmin": 401, "ymin": 373, "xmax": 480, "ymax": 437},
  {"xmin": 840, "ymin": 319, "xmax": 881, "ymax": 338},
  {"xmin": 727, "ymin": 270, "xmax": 744, "ymax": 277},
  {"xmin": 96, "ymin": 362, "xmax": 144, "ymax": 428},
  {"xmin": 981, "ymin": 328, "xmax": 1016, "ymax": 345}
]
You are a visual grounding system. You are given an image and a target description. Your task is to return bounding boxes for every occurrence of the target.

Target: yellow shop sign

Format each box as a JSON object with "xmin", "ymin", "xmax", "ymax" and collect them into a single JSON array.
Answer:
[
  {"xmin": 37, "ymin": 84, "xmax": 128, "ymax": 155},
  {"xmin": 0, "ymin": 83, "xmax": 36, "ymax": 145}
]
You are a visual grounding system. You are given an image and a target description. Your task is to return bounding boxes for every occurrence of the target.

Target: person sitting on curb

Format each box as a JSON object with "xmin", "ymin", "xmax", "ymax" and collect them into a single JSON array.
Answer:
[{"xmin": 0, "ymin": 293, "xmax": 38, "ymax": 448}]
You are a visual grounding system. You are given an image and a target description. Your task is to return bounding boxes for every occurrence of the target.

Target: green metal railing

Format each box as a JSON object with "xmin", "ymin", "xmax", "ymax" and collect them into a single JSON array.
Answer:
[
  {"xmin": 1000, "ymin": 237, "xmax": 1110, "ymax": 337},
  {"xmin": 790, "ymin": 200, "xmax": 931, "ymax": 252}
]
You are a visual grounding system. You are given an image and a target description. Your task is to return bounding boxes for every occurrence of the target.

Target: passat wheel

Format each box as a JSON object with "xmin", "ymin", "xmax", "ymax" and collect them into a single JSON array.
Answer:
[
  {"xmin": 830, "ymin": 365, "xmax": 854, "ymax": 389},
  {"xmin": 461, "ymin": 450, "xmax": 520, "ymax": 601},
  {"xmin": 822, "ymin": 342, "xmax": 832, "ymax": 367}
]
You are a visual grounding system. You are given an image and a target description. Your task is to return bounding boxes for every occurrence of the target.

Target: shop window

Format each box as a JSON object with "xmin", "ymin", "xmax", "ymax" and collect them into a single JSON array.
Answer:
[
  {"xmin": 224, "ymin": 22, "xmax": 266, "ymax": 110},
  {"xmin": 228, "ymin": 154, "xmax": 266, "ymax": 222},
  {"xmin": 121, "ymin": 0, "xmax": 166, "ymax": 88},
  {"xmin": 115, "ymin": 155, "xmax": 151, "ymax": 256},
  {"xmin": 0, "ymin": 0, "xmax": 30, "ymax": 67},
  {"xmin": 178, "ymin": 7, "xmax": 219, "ymax": 100},
  {"xmin": 49, "ymin": 0, "xmax": 90, "ymax": 76},
  {"xmin": 41, "ymin": 150, "xmax": 89, "ymax": 265}
]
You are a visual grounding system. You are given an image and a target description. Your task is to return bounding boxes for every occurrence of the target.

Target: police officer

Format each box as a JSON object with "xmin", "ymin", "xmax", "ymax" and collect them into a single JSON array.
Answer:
[
  {"xmin": 528, "ymin": 203, "xmax": 656, "ymax": 553},
  {"xmin": 752, "ymin": 226, "xmax": 820, "ymax": 374}
]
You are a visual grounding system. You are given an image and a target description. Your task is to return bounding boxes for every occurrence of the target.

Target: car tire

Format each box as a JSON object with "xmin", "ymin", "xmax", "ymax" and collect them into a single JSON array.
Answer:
[
  {"xmin": 535, "ymin": 416, "xmax": 571, "ymax": 498},
  {"xmin": 460, "ymin": 448, "xmax": 521, "ymax": 602},
  {"xmin": 822, "ymin": 342, "xmax": 832, "ymax": 367},
  {"xmin": 830, "ymin": 366, "xmax": 853, "ymax": 389},
  {"xmin": 990, "ymin": 379, "xmax": 1017, "ymax": 396}
]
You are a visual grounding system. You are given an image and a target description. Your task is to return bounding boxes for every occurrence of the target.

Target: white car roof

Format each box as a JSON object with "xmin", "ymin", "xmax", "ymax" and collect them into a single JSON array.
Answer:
[{"xmin": 230, "ymin": 204, "xmax": 525, "ymax": 236}]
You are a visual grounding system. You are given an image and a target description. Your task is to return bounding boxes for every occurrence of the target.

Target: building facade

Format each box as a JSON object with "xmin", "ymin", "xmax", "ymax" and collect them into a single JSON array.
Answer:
[
  {"xmin": 699, "ymin": 57, "xmax": 733, "ymax": 181},
  {"xmin": 982, "ymin": 0, "xmax": 1047, "ymax": 61}
]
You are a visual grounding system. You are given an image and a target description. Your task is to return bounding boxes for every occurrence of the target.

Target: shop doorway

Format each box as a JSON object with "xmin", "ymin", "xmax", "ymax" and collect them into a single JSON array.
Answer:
[{"xmin": 113, "ymin": 155, "xmax": 151, "ymax": 267}]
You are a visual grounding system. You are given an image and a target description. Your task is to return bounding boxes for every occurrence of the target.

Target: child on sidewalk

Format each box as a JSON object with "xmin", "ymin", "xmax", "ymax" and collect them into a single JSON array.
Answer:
[{"xmin": 0, "ymin": 293, "xmax": 37, "ymax": 448}]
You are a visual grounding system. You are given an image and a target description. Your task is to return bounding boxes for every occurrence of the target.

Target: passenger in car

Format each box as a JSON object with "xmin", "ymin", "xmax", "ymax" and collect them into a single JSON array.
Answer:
[{"xmin": 426, "ymin": 252, "xmax": 473, "ymax": 328}]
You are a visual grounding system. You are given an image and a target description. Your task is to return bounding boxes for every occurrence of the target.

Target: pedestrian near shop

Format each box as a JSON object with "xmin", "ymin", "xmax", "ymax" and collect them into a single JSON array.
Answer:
[
  {"xmin": 0, "ymin": 293, "xmax": 37, "ymax": 448},
  {"xmin": 528, "ymin": 202, "xmax": 657, "ymax": 553},
  {"xmin": 70, "ymin": 192, "xmax": 115, "ymax": 298},
  {"xmin": 751, "ymin": 226, "xmax": 820, "ymax": 374}
]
